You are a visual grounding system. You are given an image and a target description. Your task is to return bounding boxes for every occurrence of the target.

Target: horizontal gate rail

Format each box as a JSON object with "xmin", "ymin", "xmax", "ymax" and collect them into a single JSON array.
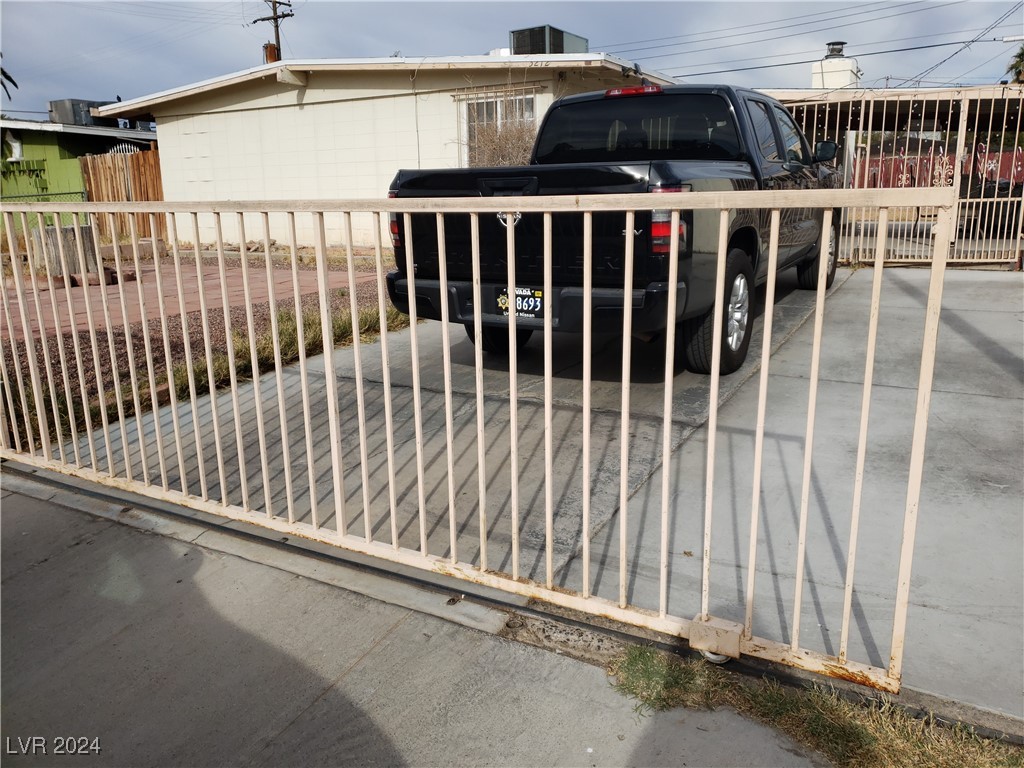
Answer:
[{"xmin": 1, "ymin": 186, "xmax": 956, "ymax": 695}]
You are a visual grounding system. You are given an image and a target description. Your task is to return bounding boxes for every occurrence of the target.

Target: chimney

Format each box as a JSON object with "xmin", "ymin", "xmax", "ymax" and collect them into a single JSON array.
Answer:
[
  {"xmin": 812, "ymin": 41, "xmax": 861, "ymax": 88},
  {"xmin": 263, "ymin": 43, "xmax": 280, "ymax": 63},
  {"xmin": 825, "ymin": 41, "xmax": 847, "ymax": 59}
]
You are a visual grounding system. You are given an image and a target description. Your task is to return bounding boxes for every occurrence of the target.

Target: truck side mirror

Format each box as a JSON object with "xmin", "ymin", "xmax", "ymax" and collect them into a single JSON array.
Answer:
[{"xmin": 814, "ymin": 141, "xmax": 838, "ymax": 163}]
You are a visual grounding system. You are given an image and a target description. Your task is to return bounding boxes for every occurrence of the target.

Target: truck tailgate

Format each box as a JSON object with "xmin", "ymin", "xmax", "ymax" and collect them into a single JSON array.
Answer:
[{"xmin": 393, "ymin": 164, "xmax": 658, "ymax": 288}]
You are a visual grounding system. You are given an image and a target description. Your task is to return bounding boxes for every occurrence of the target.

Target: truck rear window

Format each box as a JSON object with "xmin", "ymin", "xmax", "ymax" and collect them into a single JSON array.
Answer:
[{"xmin": 533, "ymin": 93, "xmax": 742, "ymax": 165}]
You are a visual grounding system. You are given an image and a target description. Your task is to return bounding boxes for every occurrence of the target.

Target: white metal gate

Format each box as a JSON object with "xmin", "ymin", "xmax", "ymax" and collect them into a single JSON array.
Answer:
[
  {"xmin": 775, "ymin": 84, "xmax": 1022, "ymax": 266},
  {"xmin": 1, "ymin": 187, "xmax": 955, "ymax": 693}
]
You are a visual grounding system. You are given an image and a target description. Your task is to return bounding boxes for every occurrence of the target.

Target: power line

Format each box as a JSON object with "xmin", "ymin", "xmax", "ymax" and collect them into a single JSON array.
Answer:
[
  {"xmin": 949, "ymin": 47, "xmax": 1021, "ymax": 83},
  {"xmin": 603, "ymin": 1, "xmax": 924, "ymax": 58},
  {"xmin": 252, "ymin": 0, "xmax": 294, "ymax": 59},
  {"xmin": 592, "ymin": 1, "xmax": 892, "ymax": 52},
  {"xmin": 632, "ymin": 0, "xmax": 967, "ymax": 65},
  {"xmin": 667, "ymin": 23, "xmax": 1019, "ymax": 76},
  {"xmin": 896, "ymin": 3, "xmax": 1023, "ymax": 86},
  {"xmin": 669, "ymin": 39, "xmax": 1006, "ymax": 78}
]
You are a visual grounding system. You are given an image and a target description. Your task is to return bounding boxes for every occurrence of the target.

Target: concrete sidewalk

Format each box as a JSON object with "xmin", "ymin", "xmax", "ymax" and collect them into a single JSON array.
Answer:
[{"xmin": 0, "ymin": 473, "xmax": 827, "ymax": 768}]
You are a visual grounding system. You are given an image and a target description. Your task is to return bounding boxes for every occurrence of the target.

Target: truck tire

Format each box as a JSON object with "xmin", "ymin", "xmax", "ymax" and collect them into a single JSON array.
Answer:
[
  {"xmin": 465, "ymin": 325, "xmax": 533, "ymax": 354},
  {"xmin": 797, "ymin": 213, "xmax": 838, "ymax": 290},
  {"xmin": 681, "ymin": 248, "xmax": 754, "ymax": 375}
]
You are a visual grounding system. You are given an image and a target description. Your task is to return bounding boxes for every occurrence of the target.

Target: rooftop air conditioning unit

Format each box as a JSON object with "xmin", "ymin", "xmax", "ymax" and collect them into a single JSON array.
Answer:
[
  {"xmin": 509, "ymin": 26, "xmax": 588, "ymax": 55},
  {"xmin": 48, "ymin": 99, "xmax": 118, "ymax": 128}
]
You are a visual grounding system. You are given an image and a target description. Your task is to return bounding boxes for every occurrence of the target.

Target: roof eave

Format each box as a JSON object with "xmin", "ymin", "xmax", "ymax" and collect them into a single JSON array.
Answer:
[{"xmin": 95, "ymin": 54, "xmax": 675, "ymax": 118}]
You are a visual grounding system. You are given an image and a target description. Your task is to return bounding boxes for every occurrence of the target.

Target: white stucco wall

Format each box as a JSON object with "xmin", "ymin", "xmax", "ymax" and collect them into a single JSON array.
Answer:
[{"xmin": 151, "ymin": 64, "xmax": 639, "ymax": 245}]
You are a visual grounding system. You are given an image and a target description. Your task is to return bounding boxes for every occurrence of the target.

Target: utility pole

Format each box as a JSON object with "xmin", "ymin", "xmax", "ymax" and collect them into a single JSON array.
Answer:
[{"xmin": 252, "ymin": 0, "xmax": 294, "ymax": 62}]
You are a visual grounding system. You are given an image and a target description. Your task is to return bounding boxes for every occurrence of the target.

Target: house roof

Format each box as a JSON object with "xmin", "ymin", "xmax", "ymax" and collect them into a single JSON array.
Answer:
[
  {"xmin": 94, "ymin": 54, "xmax": 677, "ymax": 119},
  {"xmin": 0, "ymin": 117, "xmax": 157, "ymax": 142}
]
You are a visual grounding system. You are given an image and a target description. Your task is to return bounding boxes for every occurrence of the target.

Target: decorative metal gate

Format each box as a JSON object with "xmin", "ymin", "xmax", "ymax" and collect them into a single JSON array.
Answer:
[
  {"xmin": 2, "ymin": 187, "xmax": 955, "ymax": 694},
  {"xmin": 773, "ymin": 84, "xmax": 1022, "ymax": 266}
]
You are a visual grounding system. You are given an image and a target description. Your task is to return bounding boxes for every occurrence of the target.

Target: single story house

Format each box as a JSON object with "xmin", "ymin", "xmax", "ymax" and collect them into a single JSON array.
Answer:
[
  {"xmin": 1, "ymin": 117, "xmax": 157, "ymax": 203},
  {"xmin": 96, "ymin": 53, "xmax": 675, "ymax": 245}
]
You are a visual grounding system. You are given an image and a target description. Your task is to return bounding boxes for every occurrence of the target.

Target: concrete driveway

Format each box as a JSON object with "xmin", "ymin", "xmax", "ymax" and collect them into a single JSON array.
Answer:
[{"xmin": 52, "ymin": 265, "xmax": 1024, "ymax": 727}]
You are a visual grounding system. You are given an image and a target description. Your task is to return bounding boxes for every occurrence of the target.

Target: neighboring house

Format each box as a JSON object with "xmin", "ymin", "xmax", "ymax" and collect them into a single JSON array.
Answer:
[
  {"xmin": 1, "ymin": 117, "xmax": 157, "ymax": 203},
  {"xmin": 96, "ymin": 53, "xmax": 674, "ymax": 245}
]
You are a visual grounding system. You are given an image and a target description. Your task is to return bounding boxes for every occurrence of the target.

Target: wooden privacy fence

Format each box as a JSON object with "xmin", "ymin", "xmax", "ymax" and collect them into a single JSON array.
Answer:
[{"xmin": 80, "ymin": 149, "xmax": 166, "ymax": 241}]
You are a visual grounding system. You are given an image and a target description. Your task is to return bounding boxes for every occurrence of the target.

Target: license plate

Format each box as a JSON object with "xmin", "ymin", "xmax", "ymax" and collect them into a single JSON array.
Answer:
[{"xmin": 498, "ymin": 287, "xmax": 543, "ymax": 318}]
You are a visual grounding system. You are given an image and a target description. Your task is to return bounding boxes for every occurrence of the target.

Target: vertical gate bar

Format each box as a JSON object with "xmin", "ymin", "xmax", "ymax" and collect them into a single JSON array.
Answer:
[
  {"xmin": 852, "ymin": 96, "xmax": 871, "ymax": 263},
  {"xmin": 190, "ymin": 212, "xmax": 226, "ymax": 505},
  {"xmin": 617, "ymin": 210, "xmax": 636, "ymax": 609},
  {"xmin": 312, "ymin": 212, "xmax": 348, "ymax": 533},
  {"xmin": 888, "ymin": 204, "xmax": 952, "ymax": 682},
  {"xmin": 90, "ymin": 213, "xmax": 131, "ymax": 477},
  {"xmin": 581, "ymin": 212, "xmax": 594, "ymax": 598},
  {"xmin": 505, "ymin": 209, "xmax": 520, "ymax": 580},
  {"xmin": 839, "ymin": 206, "xmax": 890, "ymax": 663},
  {"xmin": 51, "ymin": 211, "xmax": 94, "ymax": 467},
  {"xmin": 27, "ymin": 213, "xmax": 64, "ymax": 462},
  {"xmin": 543, "ymin": 211, "xmax": 554, "ymax": 589},
  {"xmin": 951, "ymin": 94, "xmax": 971, "ymax": 261},
  {"xmin": 900, "ymin": 98, "xmax": 914, "ymax": 258},
  {"xmin": 132, "ymin": 214, "xmax": 168, "ymax": 489},
  {"xmin": 214, "ymin": 213, "xmax": 248, "ymax": 508},
  {"xmin": 372, "ymin": 212, "xmax": 399, "ymax": 546},
  {"xmin": 658, "ymin": 210, "xmax": 682, "ymax": 618},
  {"xmin": 0, "ymin": 247, "xmax": 27, "ymax": 453},
  {"xmin": 965, "ymin": 95, "xmax": 987, "ymax": 260},
  {"xmin": 154, "ymin": 213, "xmax": 188, "ymax": 493},
  {"xmin": 42, "ymin": 211, "xmax": 81, "ymax": 466},
  {"xmin": 742, "ymin": 209, "xmax": 782, "ymax": 638},
  {"xmin": 981, "ymin": 91, "xmax": 999, "ymax": 260},
  {"xmin": 994, "ymin": 92, "xmax": 1014, "ymax": 246},
  {"xmin": 790, "ymin": 209, "xmax": 834, "ymax": 651},
  {"xmin": 262, "ymin": 212, "xmax": 295, "ymax": 522},
  {"xmin": 20, "ymin": 213, "xmax": 56, "ymax": 461},
  {"xmin": 346, "ymin": 210, "xmax": 378, "ymax": 540},
  {"xmin": 168, "ymin": 212, "xmax": 208, "ymax": 497},
  {"xmin": 1012, "ymin": 95, "xmax": 1024, "ymax": 251},
  {"xmin": 968, "ymin": 94, "xmax": 986, "ymax": 260},
  {"xmin": 434, "ymin": 212, "xmax": 458, "ymax": 560},
  {"xmin": 938, "ymin": 96, "xmax": 955, "ymax": 253},
  {"xmin": 869, "ymin": 98, "xmax": 886, "ymax": 261},
  {"xmin": 0, "ymin": 366, "xmax": 7, "ymax": 451},
  {"xmin": 700, "ymin": 209, "xmax": 730, "ymax": 620},
  {"xmin": 856, "ymin": 97, "xmax": 880, "ymax": 266},
  {"xmin": 0, "ymin": 238, "xmax": 7, "ymax": 450},
  {"xmin": 343, "ymin": 212, "xmax": 374, "ymax": 540},
  {"xmin": 287, "ymin": 212, "xmax": 316, "ymax": 526},
  {"xmin": 108, "ymin": 214, "xmax": 149, "ymax": 484},
  {"xmin": 237, "ymin": 213, "xmax": 273, "ymax": 516},
  {"xmin": 72, "ymin": 215, "xmax": 114, "ymax": 473},
  {"xmin": 13, "ymin": 213, "xmax": 51, "ymax": 459},
  {"xmin": 1, "ymin": 213, "xmax": 31, "ymax": 453},
  {"xmin": 470, "ymin": 213, "xmax": 488, "ymax": 567},
  {"xmin": 403, "ymin": 212, "xmax": 427, "ymax": 554}
]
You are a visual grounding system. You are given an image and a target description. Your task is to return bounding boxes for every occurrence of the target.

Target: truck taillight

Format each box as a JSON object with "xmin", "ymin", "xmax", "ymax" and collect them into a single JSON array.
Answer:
[
  {"xmin": 387, "ymin": 190, "xmax": 402, "ymax": 248},
  {"xmin": 605, "ymin": 85, "xmax": 663, "ymax": 97},
  {"xmin": 649, "ymin": 185, "xmax": 689, "ymax": 254}
]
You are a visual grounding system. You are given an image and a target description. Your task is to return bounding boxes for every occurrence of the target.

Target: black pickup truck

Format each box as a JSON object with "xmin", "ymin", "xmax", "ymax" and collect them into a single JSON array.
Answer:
[{"xmin": 386, "ymin": 84, "xmax": 838, "ymax": 374}]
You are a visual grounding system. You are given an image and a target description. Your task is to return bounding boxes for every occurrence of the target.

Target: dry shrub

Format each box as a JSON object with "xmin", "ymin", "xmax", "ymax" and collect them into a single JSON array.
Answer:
[{"xmin": 469, "ymin": 119, "xmax": 537, "ymax": 167}]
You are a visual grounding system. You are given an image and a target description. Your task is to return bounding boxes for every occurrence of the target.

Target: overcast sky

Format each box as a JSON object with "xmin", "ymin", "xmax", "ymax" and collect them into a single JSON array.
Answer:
[{"xmin": 2, "ymin": 0, "xmax": 1022, "ymax": 118}]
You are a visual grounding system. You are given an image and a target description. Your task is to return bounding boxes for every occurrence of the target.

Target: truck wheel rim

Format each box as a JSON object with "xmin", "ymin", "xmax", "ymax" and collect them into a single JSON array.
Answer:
[
  {"xmin": 828, "ymin": 224, "xmax": 837, "ymax": 274},
  {"xmin": 727, "ymin": 273, "xmax": 749, "ymax": 352}
]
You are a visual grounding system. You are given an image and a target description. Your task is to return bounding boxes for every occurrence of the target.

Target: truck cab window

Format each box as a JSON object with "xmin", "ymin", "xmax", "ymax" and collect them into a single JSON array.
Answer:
[
  {"xmin": 746, "ymin": 101, "xmax": 781, "ymax": 162},
  {"xmin": 772, "ymin": 104, "xmax": 810, "ymax": 165}
]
